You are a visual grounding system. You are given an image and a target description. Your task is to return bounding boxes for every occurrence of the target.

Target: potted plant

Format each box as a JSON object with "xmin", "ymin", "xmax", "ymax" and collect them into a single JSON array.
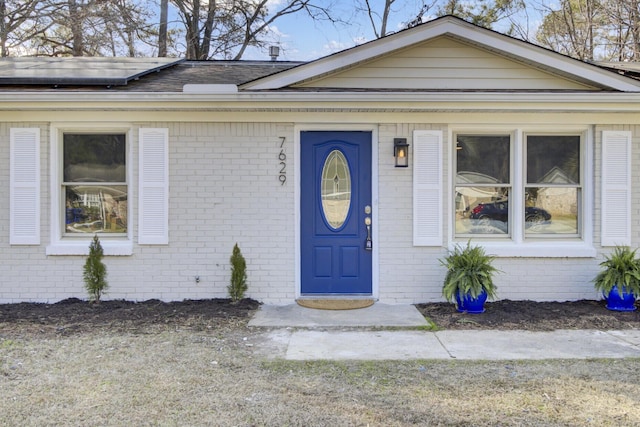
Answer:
[
  {"xmin": 440, "ymin": 241, "xmax": 499, "ymax": 314},
  {"xmin": 593, "ymin": 246, "xmax": 640, "ymax": 312}
]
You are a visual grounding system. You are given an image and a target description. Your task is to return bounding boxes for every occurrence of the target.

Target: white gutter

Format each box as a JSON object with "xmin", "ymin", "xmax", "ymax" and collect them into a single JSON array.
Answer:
[{"xmin": 1, "ymin": 91, "xmax": 640, "ymax": 105}]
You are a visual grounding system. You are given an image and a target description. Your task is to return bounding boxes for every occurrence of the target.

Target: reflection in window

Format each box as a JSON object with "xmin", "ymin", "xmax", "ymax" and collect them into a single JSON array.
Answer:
[
  {"xmin": 63, "ymin": 134, "xmax": 127, "ymax": 234},
  {"xmin": 526, "ymin": 135, "xmax": 580, "ymax": 236},
  {"xmin": 321, "ymin": 150, "xmax": 351, "ymax": 229},
  {"xmin": 454, "ymin": 132, "xmax": 582, "ymax": 240},
  {"xmin": 455, "ymin": 135, "xmax": 511, "ymax": 236}
]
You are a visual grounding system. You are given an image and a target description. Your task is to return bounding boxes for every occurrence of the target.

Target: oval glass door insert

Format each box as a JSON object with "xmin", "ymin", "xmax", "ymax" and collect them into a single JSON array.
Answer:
[{"xmin": 321, "ymin": 150, "xmax": 351, "ymax": 229}]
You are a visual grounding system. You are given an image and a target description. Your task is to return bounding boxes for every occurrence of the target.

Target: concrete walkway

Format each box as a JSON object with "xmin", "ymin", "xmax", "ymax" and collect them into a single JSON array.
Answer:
[
  {"xmin": 248, "ymin": 303, "xmax": 640, "ymax": 361},
  {"xmin": 249, "ymin": 302, "xmax": 430, "ymax": 328}
]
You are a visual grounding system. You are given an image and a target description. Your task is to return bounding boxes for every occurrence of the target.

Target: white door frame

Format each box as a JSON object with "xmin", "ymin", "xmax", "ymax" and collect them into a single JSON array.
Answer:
[{"xmin": 294, "ymin": 124, "xmax": 379, "ymax": 300}]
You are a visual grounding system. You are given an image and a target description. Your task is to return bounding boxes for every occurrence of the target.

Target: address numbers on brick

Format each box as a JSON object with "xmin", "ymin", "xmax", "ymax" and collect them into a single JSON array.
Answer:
[{"xmin": 278, "ymin": 136, "xmax": 287, "ymax": 185}]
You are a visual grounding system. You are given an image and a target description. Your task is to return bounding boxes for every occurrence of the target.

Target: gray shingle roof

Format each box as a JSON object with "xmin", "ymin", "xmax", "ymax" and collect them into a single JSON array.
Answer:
[
  {"xmin": 117, "ymin": 60, "xmax": 304, "ymax": 91},
  {"xmin": 0, "ymin": 59, "xmax": 303, "ymax": 91},
  {"xmin": 0, "ymin": 55, "xmax": 637, "ymax": 93}
]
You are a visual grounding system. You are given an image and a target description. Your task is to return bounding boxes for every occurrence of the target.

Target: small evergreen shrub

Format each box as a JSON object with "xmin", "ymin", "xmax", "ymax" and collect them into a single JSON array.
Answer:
[
  {"xmin": 83, "ymin": 234, "xmax": 108, "ymax": 304},
  {"xmin": 228, "ymin": 243, "xmax": 248, "ymax": 302}
]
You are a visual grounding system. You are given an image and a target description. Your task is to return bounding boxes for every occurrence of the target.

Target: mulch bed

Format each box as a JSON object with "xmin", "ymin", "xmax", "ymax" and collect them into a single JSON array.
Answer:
[
  {"xmin": 416, "ymin": 299, "xmax": 640, "ymax": 331},
  {"xmin": 1, "ymin": 298, "xmax": 638, "ymax": 336},
  {"xmin": 0, "ymin": 298, "xmax": 259, "ymax": 337}
]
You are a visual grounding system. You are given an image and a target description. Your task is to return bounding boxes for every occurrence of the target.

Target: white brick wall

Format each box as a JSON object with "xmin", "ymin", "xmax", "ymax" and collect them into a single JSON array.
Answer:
[
  {"xmin": 377, "ymin": 123, "xmax": 450, "ymax": 304},
  {"xmin": 139, "ymin": 121, "xmax": 297, "ymax": 303},
  {"xmin": 0, "ymin": 122, "xmax": 297, "ymax": 304},
  {"xmin": 0, "ymin": 119, "xmax": 638, "ymax": 304}
]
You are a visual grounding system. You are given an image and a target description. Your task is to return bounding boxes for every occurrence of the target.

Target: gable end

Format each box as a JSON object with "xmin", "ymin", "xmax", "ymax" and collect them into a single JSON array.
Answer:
[
  {"xmin": 241, "ymin": 16, "xmax": 640, "ymax": 92},
  {"xmin": 292, "ymin": 36, "xmax": 600, "ymax": 91}
]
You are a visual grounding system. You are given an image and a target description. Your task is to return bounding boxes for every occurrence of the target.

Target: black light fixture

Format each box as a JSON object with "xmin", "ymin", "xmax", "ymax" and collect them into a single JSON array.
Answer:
[{"xmin": 394, "ymin": 138, "xmax": 409, "ymax": 167}]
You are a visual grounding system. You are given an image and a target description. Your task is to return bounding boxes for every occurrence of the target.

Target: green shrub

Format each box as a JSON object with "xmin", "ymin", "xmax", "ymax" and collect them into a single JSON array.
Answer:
[
  {"xmin": 83, "ymin": 234, "xmax": 108, "ymax": 304},
  {"xmin": 228, "ymin": 243, "xmax": 248, "ymax": 302}
]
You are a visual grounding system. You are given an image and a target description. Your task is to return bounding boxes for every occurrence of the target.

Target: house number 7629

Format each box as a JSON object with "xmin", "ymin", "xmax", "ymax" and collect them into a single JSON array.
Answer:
[{"xmin": 278, "ymin": 136, "xmax": 286, "ymax": 185}]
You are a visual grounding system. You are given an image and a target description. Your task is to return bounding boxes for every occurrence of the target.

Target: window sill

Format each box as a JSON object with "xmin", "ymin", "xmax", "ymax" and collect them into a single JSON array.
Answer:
[
  {"xmin": 46, "ymin": 240, "xmax": 133, "ymax": 256},
  {"xmin": 450, "ymin": 241, "xmax": 596, "ymax": 258}
]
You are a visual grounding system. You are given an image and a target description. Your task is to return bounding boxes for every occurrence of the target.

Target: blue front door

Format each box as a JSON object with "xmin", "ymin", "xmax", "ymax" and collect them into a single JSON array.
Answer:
[{"xmin": 300, "ymin": 131, "xmax": 372, "ymax": 295}]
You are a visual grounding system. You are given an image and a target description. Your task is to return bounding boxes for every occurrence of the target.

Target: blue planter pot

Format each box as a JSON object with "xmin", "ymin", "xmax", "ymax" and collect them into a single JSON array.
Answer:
[
  {"xmin": 605, "ymin": 285, "xmax": 637, "ymax": 312},
  {"xmin": 455, "ymin": 289, "xmax": 488, "ymax": 314}
]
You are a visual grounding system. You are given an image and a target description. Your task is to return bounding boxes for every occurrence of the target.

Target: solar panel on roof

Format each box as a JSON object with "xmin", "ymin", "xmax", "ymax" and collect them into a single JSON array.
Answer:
[{"xmin": 0, "ymin": 57, "xmax": 183, "ymax": 85}]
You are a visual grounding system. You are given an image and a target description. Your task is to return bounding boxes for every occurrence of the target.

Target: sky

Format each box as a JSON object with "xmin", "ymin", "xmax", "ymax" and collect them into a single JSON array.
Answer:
[
  {"xmin": 240, "ymin": 1, "xmax": 434, "ymax": 61},
  {"xmin": 159, "ymin": 1, "xmax": 543, "ymax": 62},
  {"xmin": 237, "ymin": 1, "xmax": 542, "ymax": 62}
]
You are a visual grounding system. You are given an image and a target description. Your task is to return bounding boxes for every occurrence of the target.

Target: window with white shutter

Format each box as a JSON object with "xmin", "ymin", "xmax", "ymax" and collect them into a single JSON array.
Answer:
[{"xmin": 46, "ymin": 125, "xmax": 169, "ymax": 255}]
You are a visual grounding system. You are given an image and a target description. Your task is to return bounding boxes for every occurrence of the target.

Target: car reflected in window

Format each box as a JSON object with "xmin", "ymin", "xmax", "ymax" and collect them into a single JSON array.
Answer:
[{"xmin": 470, "ymin": 200, "xmax": 551, "ymax": 224}]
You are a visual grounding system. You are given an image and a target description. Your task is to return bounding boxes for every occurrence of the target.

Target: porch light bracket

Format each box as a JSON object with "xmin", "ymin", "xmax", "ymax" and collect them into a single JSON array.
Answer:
[{"xmin": 394, "ymin": 138, "xmax": 409, "ymax": 168}]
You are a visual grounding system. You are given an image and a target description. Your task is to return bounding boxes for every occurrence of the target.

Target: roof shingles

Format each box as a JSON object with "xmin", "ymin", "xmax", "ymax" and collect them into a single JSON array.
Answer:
[{"xmin": 0, "ymin": 59, "xmax": 303, "ymax": 92}]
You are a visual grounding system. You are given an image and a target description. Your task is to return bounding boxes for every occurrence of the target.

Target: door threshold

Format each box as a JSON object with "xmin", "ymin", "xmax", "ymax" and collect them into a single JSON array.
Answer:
[{"xmin": 296, "ymin": 297, "xmax": 375, "ymax": 310}]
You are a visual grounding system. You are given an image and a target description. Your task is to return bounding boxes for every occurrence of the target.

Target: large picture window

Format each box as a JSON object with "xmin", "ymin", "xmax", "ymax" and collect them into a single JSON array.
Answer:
[
  {"xmin": 455, "ymin": 132, "xmax": 582, "ymax": 240},
  {"xmin": 63, "ymin": 134, "xmax": 127, "ymax": 235}
]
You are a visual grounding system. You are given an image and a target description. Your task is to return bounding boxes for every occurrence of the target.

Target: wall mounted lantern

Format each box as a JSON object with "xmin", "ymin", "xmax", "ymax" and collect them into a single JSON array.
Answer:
[{"xmin": 394, "ymin": 138, "xmax": 409, "ymax": 168}]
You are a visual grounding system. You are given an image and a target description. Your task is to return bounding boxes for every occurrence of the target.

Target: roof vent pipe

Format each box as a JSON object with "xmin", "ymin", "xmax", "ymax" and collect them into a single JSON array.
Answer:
[{"xmin": 269, "ymin": 46, "xmax": 280, "ymax": 61}]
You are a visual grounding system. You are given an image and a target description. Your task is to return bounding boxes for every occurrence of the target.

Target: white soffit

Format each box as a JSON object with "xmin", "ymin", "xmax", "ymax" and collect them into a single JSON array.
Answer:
[{"xmin": 240, "ymin": 16, "xmax": 640, "ymax": 92}]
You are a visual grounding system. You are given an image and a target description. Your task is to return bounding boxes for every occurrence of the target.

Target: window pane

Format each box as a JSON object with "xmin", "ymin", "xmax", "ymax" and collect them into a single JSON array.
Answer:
[
  {"xmin": 321, "ymin": 150, "xmax": 351, "ymax": 229},
  {"xmin": 527, "ymin": 135, "xmax": 580, "ymax": 184},
  {"xmin": 456, "ymin": 135, "xmax": 510, "ymax": 184},
  {"xmin": 65, "ymin": 185, "xmax": 127, "ymax": 233},
  {"xmin": 456, "ymin": 187, "xmax": 510, "ymax": 235},
  {"xmin": 64, "ymin": 134, "xmax": 126, "ymax": 182},
  {"xmin": 525, "ymin": 187, "xmax": 577, "ymax": 235}
]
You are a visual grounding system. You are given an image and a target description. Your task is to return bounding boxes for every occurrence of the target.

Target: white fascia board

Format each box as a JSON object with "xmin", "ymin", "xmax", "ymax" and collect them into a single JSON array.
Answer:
[
  {"xmin": 241, "ymin": 17, "xmax": 640, "ymax": 92},
  {"xmin": 4, "ymin": 91, "xmax": 640, "ymax": 107}
]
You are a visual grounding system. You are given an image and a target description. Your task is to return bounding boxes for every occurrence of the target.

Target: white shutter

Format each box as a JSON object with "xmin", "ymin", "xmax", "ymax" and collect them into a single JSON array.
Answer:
[
  {"xmin": 10, "ymin": 128, "xmax": 40, "ymax": 245},
  {"xmin": 601, "ymin": 130, "xmax": 631, "ymax": 247},
  {"xmin": 139, "ymin": 128, "xmax": 169, "ymax": 244},
  {"xmin": 413, "ymin": 130, "xmax": 443, "ymax": 246}
]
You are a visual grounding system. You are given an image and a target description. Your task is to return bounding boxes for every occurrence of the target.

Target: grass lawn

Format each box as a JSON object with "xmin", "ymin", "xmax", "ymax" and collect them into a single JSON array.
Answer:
[{"xmin": 2, "ymin": 325, "xmax": 640, "ymax": 426}]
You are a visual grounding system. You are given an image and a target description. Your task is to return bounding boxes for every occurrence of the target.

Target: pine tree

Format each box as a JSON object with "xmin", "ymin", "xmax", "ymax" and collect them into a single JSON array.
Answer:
[
  {"xmin": 228, "ymin": 243, "xmax": 248, "ymax": 302},
  {"xmin": 83, "ymin": 234, "xmax": 108, "ymax": 304}
]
